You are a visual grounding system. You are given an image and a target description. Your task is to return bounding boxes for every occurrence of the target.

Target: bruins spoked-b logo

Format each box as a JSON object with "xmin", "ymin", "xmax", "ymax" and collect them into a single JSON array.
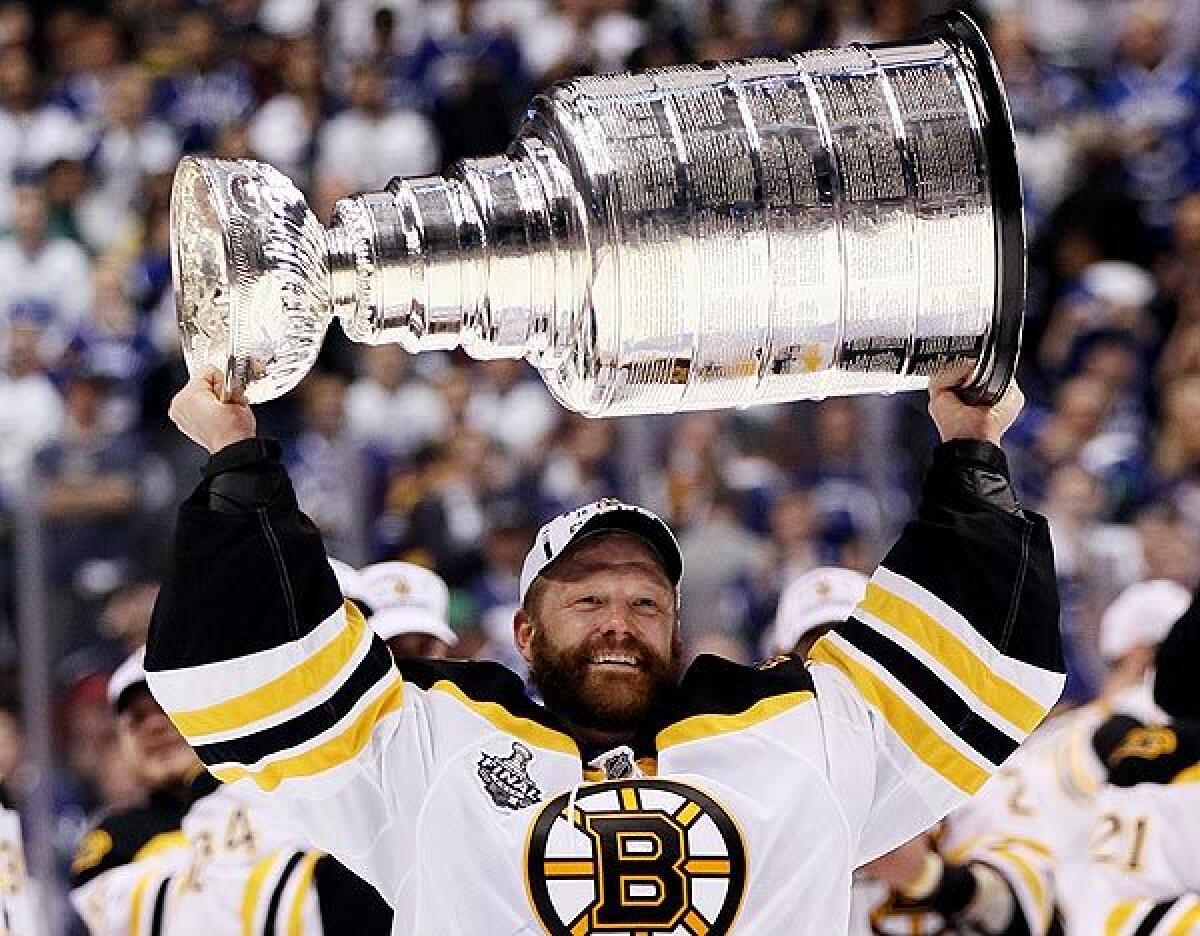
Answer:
[{"xmin": 525, "ymin": 779, "xmax": 747, "ymax": 936}]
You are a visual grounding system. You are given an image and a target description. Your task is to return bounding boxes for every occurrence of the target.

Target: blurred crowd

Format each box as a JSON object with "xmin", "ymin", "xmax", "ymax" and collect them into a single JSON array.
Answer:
[{"xmin": 0, "ymin": 0, "xmax": 1199, "ymax": 907}]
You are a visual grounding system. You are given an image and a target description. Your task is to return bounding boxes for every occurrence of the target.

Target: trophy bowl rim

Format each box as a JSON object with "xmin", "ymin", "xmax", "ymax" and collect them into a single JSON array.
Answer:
[
  {"xmin": 170, "ymin": 155, "xmax": 245, "ymax": 401},
  {"xmin": 923, "ymin": 10, "xmax": 1026, "ymax": 406}
]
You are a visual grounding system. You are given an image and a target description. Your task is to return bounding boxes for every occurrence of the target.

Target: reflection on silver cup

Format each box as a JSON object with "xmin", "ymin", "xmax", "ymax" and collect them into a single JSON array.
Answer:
[{"xmin": 171, "ymin": 12, "xmax": 1024, "ymax": 415}]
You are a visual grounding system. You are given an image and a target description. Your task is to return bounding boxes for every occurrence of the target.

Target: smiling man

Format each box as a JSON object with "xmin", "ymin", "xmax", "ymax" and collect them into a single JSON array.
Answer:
[{"xmin": 145, "ymin": 369, "xmax": 1065, "ymax": 935}]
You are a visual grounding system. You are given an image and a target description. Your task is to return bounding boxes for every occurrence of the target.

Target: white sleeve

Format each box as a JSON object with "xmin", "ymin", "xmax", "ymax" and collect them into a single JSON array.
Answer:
[{"xmin": 806, "ymin": 444, "xmax": 1066, "ymax": 865}]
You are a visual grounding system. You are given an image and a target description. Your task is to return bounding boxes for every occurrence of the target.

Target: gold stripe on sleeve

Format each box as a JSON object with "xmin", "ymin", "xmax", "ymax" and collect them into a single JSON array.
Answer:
[
  {"xmin": 241, "ymin": 851, "xmax": 282, "ymax": 936},
  {"xmin": 171, "ymin": 604, "xmax": 369, "ymax": 739},
  {"xmin": 988, "ymin": 844, "xmax": 1049, "ymax": 932},
  {"xmin": 1168, "ymin": 898, "xmax": 1200, "ymax": 935},
  {"xmin": 212, "ymin": 675, "xmax": 404, "ymax": 791},
  {"xmin": 863, "ymin": 583, "xmax": 1045, "ymax": 734},
  {"xmin": 1105, "ymin": 900, "xmax": 1142, "ymax": 936},
  {"xmin": 286, "ymin": 853, "xmax": 321, "ymax": 936},
  {"xmin": 810, "ymin": 638, "xmax": 989, "ymax": 795},
  {"xmin": 128, "ymin": 869, "xmax": 157, "ymax": 936}
]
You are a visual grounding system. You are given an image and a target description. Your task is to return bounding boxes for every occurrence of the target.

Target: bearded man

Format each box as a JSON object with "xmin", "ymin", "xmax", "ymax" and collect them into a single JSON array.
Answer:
[{"xmin": 144, "ymin": 369, "xmax": 1065, "ymax": 935}]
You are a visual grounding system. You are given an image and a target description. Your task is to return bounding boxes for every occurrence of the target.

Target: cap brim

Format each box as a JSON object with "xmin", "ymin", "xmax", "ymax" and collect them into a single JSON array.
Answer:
[
  {"xmin": 370, "ymin": 608, "xmax": 458, "ymax": 646},
  {"xmin": 560, "ymin": 508, "xmax": 683, "ymax": 586}
]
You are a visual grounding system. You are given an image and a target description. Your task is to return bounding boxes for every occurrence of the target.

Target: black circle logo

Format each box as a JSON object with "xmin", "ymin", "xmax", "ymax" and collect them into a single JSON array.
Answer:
[{"xmin": 525, "ymin": 778, "xmax": 747, "ymax": 935}]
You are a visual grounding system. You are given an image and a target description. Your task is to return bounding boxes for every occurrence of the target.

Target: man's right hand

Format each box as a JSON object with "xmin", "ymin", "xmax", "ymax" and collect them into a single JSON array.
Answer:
[{"xmin": 168, "ymin": 368, "xmax": 257, "ymax": 454}]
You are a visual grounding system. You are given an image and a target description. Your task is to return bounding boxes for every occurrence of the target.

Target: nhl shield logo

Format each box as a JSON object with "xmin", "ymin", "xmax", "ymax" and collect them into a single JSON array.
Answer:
[{"xmin": 478, "ymin": 742, "xmax": 542, "ymax": 811}]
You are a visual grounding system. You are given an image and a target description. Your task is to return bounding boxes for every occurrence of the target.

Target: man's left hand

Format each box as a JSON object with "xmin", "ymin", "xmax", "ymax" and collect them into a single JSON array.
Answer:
[{"xmin": 928, "ymin": 371, "xmax": 1024, "ymax": 446}]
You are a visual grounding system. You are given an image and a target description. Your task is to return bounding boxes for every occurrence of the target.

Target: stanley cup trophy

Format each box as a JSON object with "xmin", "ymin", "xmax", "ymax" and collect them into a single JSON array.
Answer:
[{"xmin": 171, "ymin": 12, "xmax": 1024, "ymax": 416}]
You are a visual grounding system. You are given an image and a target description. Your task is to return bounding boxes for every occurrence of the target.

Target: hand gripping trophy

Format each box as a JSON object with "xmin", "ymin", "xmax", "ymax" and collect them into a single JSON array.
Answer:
[{"xmin": 170, "ymin": 12, "xmax": 1023, "ymax": 416}]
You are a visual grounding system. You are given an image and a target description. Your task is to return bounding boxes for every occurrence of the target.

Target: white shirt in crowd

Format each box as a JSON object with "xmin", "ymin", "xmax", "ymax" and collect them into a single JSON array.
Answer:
[
  {"xmin": 78, "ymin": 120, "xmax": 179, "ymax": 252},
  {"xmin": 316, "ymin": 107, "xmax": 440, "ymax": 194},
  {"xmin": 249, "ymin": 94, "xmax": 318, "ymax": 186},
  {"xmin": 465, "ymin": 379, "xmax": 558, "ymax": 461},
  {"xmin": 0, "ymin": 368, "xmax": 64, "ymax": 497},
  {"xmin": 345, "ymin": 375, "xmax": 448, "ymax": 458},
  {"xmin": 0, "ymin": 105, "xmax": 88, "ymax": 227},
  {"xmin": 0, "ymin": 238, "xmax": 93, "ymax": 341}
]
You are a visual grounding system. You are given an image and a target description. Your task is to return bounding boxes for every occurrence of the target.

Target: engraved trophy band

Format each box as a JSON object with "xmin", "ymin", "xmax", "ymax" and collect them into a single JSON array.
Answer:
[{"xmin": 170, "ymin": 11, "xmax": 1024, "ymax": 416}]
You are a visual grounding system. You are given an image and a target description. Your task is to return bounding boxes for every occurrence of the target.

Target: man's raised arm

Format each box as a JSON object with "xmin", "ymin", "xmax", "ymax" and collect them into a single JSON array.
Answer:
[
  {"xmin": 143, "ymin": 371, "xmax": 433, "ymax": 899},
  {"xmin": 808, "ymin": 376, "xmax": 1066, "ymax": 864}
]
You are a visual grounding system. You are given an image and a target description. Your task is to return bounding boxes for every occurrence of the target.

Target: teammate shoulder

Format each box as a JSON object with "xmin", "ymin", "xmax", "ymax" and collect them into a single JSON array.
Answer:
[
  {"xmin": 395, "ymin": 656, "xmax": 527, "ymax": 698},
  {"xmin": 70, "ymin": 804, "xmax": 185, "ymax": 887},
  {"xmin": 1092, "ymin": 713, "xmax": 1200, "ymax": 787}
]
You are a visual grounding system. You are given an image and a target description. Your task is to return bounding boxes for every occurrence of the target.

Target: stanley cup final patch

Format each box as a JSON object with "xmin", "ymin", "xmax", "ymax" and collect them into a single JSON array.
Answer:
[{"xmin": 478, "ymin": 742, "xmax": 543, "ymax": 811}]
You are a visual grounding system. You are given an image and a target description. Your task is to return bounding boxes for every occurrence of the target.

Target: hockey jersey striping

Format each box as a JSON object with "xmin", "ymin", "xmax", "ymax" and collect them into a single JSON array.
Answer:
[
  {"xmin": 153, "ymin": 602, "xmax": 381, "ymax": 746},
  {"xmin": 209, "ymin": 675, "xmax": 404, "ymax": 791},
  {"xmin": 145, "ymin": 438, "xmax": 1065, "ymax": 934},
  {"xmin": 809, "ymin": 636, "xmax": 993, "ymax": 794},
  {"xmin": 655, "ymin": 689, "xmax": 814, "ymax": 749},
  {"xmin": 240, "ymin": 848, "xmax": 285, "ymax": 935},
  {"xmin": 283, "ymin": 853, "xmax": 320, "ymax": 936},
  {"xmin": 860, "ymin": 572, "xmax": 1057, "ymax": 734},
  {"xmin": 1104, "ymin": 896, "xmax": 1200, "ymax": 935}
]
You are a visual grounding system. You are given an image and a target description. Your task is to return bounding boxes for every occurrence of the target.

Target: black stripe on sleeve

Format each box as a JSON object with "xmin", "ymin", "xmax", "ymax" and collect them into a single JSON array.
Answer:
[
  {"xmin": 882, "ymin": 442, "xmax": 1064, "ymax": 675},
  {"xmin": 1131, "ymin": 898, "xmax": 1176, "ymax": 936},
  {"xmin": 192, "ymin": 640, "xmax": 394, "ymax": 767},
  {"xmin": 263, "ymin": 852, "xmax": 305, "ymax": 936},
  {"xmin": 149, "ymin": 876, "xmax": 171, "ymax": 936},
  {"xmin": 836, "ymin": 616, "xmax": 1019, "ymax": 766}
]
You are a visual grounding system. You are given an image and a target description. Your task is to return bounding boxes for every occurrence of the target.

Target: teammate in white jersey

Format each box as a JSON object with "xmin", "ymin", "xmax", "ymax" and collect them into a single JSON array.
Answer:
[
  {"xmin": 70, "ymin": 650, "xmax": 214, "ymax": 936},
  {"xmin": 1063, "ymin": 586, "xmax": 1200, "ymax": 935},
  {"xmin": 0, "ymin": 799, "xmax": 39, "ymax": 936},
  {"xmin": 144, "ymin": 370, "xmax": 1065, "ymax": 935}
]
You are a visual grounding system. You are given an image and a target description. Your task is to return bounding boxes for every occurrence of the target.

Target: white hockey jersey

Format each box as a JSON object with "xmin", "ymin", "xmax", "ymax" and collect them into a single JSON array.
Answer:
[
  {"xmin": 0, "ymin": 805, "xmax": 39, "ymax": 936},
  {"xmin": 1063, "ymin": 716, "xmax": 1200, "ymax": 935},
  {"xmin": 145, "ymin": 439, "xmax": 1066, "ymax": 935},
  {"xmin": 164, "ymin": 785, "xmax": 321, "ymax": 936}
]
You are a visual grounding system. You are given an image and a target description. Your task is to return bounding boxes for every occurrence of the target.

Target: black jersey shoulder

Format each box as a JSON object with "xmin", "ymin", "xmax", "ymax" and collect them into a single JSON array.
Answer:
[
  {"xmin": 395, "ymin": 657, "xmax": 582, "ymax": 749},
  {"xmin": 70, "ymin": 800, "xmax": 188, "ymax": 888},
  {"xmin": 1092, "ymin": 714, "xmax": 1200, "ymax": 787},
  {"xmin": 70, "ymin": 772, "xmax": 215, "ymax": 888},
  {"xmin": 653, "ymin": 652, "xmax": 817, "ymax": 748}
]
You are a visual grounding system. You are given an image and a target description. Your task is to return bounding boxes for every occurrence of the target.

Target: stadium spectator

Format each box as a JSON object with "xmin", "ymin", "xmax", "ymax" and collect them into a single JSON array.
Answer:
[
  {"xmin": 1096, "ymin": 0, "xmax": 1200, "ymax": 238},
  {"xmin": 248, "ymin": 35, "xmax": 331, "ymax": 191},
  {"xmin": 466, "ymin": 359, "xmax": 559, "ymax": 463},
  {"xmin": 0, "ymin": 44, "xmax": 87, "ymax": 228},
  {"xmin": 33, "ymin": 362, "xmax": 152, "ymax": 647},
  {"xmin": 151, "ymin": 7, "xmax": 256, "ymax": 154},
  {"xmin": 0, "ymin": 302, "xmax": 63, "ymax": 499},
  {"xmin": 1150, "ymin": 375, "xmax": 1200, "ymax": 530},
  {"xmin": 78, "ymin": 64, "xmax": 178, "ymax": 253},
  {"xmin": 0, "ymin": 177, "xmax": 92, "ymax": 345},
  {"xmin": 345, "ymin": 344, "xmax": 449, "ymax": 459},
  {"xmin": 284, "ymin": 371, "xmax": 367, "ymax": 564},
  {"xmin": 315, "ymin": 58, "xmax": 438, "ymax": 195}
]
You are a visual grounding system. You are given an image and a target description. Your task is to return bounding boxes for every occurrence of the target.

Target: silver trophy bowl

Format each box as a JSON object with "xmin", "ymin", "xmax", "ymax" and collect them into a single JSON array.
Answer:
[{"xmin": 171, "ymin": 12, "xmax": 1024, "ymax": 413}]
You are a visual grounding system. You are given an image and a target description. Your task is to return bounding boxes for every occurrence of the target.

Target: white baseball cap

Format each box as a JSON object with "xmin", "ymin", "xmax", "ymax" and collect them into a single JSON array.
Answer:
[
  {"xmin": 357, "ymin": 561, "xmax": 457, "ymax": 646},
  {"xmin": 1100, "ymin": 579, "xmax": 1191, "ymax": 662},
  {"xmin": 765, "ymin": 567, "xmax": 868, "ymax": 657},
  {"xmin": 107, "ymin": 647, "xmax": 148, "ymax": 712},
  {"xmin": 519, "ymin": 499, "xmax": 683, "ymax": 606}
]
